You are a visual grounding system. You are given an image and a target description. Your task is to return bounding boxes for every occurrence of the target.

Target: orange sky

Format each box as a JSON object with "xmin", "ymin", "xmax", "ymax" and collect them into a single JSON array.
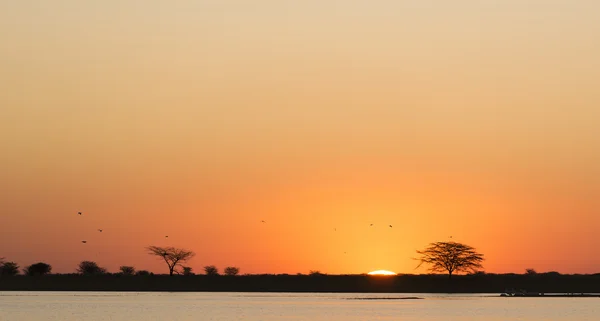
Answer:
[{"xmin": 1, "ymin": 1, "xmax": 599, "ymax": 275}]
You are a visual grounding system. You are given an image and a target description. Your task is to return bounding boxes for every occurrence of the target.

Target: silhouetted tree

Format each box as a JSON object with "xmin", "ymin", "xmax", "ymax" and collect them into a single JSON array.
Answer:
[
  {"xmin": 147, "ymin": 246, "xmax": 195, "ymax": 276},
  {"xmin": 545, "ymin": 271, "xmax": 561, "ymax": 276},
  {"xmin": 182, "ymin": 266, "xmax": 194, "ymax": 276},
  {"xmin": 24, "ymin": 262, "xmax": 52, "ymax": 276},
  {"xmin": 135, "ymin": 270, "xmax": 151, "ymax": 276},
  {"xmin": 77, "ymin": 261, "xmax": 107, "ymax": 275},
  {"xmin": 224, "ymin": 266, "xmax": 240, "ymax": 276},
  {"xmin": 415, "ymin": 241, "xmax": 484, "ymax": 279},
  {"xmin": 0, "ymin": 261, "xmax": 20, "ymax": 276},
  {"xmin": 119, "ymin": 266, "xmax": 136, "ymax": 276},
  {"xmin": 525, "ymin": 268, "xmax": 537, "ymax": 275},
  {"xmin": 204, "ymin": 265, "xmax": 219, "ymax": 275},
  {"xmin": 309, "ymin": 270, "xmax": 325, "ymax": 276}
]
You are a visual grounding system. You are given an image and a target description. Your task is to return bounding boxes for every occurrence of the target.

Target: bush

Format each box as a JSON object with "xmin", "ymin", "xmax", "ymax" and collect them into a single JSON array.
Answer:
[
  {"xmin": 182, "ymin": 266, "xmax": 194, "ymax": 276},
  {"xmin": 119, "ymin": 266, "xmax": 136, "ymax": 276},
  {"xmin": 76, "ymin": 261, "xmax": 107, "ymax": 275},
  {"xmin": 204, "ymin": 265, "xmax": 219, "ymax": 276},
  {"xmin": 224, "ymin": 266, "xmax": 240, "ymax": 276},
  {"xmin": 0, "ymin": 261, "xmax": 19, "ymax": 276},
  {"xmin": 24, "ymin": 262, "xmax": 52, "ymax": 276},
  {"xmin": 525, "ymin": 268, "xmax": 537, "ymax": 275}
]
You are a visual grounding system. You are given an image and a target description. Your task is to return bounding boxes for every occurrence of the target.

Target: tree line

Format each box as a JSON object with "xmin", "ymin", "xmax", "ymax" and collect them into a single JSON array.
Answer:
[
  {"xmin": 1, "ymin": 240, "xmax": 558, "ymax": 278},
  {"xmin": 0, "ymin": 245, "xmax": 239, "ymax": 277}
]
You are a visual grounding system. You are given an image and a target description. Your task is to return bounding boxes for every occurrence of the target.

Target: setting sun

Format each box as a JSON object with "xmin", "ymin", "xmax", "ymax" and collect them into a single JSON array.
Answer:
[{"xmin": 367, "ymin": 270, "xmax": 398, "ymax": 276}]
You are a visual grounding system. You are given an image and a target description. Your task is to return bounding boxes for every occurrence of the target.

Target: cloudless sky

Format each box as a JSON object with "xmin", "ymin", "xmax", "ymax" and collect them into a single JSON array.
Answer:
[{"xmin": 1, "ymin": 0, "xmax": 599, "ymax": 275}]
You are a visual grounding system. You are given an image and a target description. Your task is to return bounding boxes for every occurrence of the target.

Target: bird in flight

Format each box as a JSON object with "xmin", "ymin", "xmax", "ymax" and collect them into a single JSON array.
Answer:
[
  {"xmin": 370, "ymin": 224, "xmax": 373, "ymax": 227},
  {"xmin": 261, "ymin": 220, "xmax": 266, "ymax": 223},
  {"xmin": 78, "ymin": 212, "xmax": 82, "ymax": 215},
  {"xmin": 98, "ymin": 229, "xmax": 103, "ymax": 232},
  {"xmin": 389, "ymin": 225, "xmax": 393, "ymax": 228},
  {"xmin": 81, "ymin": 241, "xmax": 87, "ymax": 244},
  {"xmin": 165, "ymin": 236, "xmax": 169, "ymax": 238}
]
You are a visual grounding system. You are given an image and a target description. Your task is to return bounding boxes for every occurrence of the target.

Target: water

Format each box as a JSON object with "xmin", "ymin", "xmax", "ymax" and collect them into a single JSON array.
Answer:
[{"xmin": 1, "ymin": 292, "xmax": 598, "ymax": 320}]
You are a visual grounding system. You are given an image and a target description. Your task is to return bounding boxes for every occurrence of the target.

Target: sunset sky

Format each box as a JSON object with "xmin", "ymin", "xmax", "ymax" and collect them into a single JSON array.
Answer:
[{"xmin": 1, "ymin": 1, "xmax": 599, "ymax": 275}]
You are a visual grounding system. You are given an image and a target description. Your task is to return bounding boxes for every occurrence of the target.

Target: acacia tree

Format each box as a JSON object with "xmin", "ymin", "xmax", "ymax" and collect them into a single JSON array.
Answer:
[
  {"xmin": 147, "ymin": 246, "xmax": 195, "ymax": 276},
  {"xmin": 415, "ymin": 241, "xmax": 484, "ymax": 279}
]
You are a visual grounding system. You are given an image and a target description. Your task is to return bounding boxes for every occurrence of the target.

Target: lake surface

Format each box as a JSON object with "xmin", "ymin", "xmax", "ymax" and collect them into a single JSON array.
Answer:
[{"xmin": 1, "ymin": 292, "xmax": 598, "ymax": 320}]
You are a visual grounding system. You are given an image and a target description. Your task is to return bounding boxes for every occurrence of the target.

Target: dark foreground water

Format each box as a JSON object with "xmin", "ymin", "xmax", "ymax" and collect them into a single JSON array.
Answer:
[{"xmin": 1, "ymin": 292, "xmax": 598, "ymax": 320}]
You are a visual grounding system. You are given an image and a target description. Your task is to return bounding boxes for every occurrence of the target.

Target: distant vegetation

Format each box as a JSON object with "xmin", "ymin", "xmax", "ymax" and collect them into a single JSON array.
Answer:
[
  {"xmin": 77, "ymin": 261, "xmax": 107, "ymax": 275},
  {"xmin": 204, "ymin": 265, "xmax": 219, "ymax": 276},
  {"xmin": 224, "ymin": 266, "xmax": 240, "ymax": 276},
  {"xmin": 525, "ymin": 268, "xmax": 537, "ymax": 275},
  {"xmin": 0, "ymin": 259, "xmax": 19, "ymax": 276},
  {"xmin": 24, "ymin": 262, "xmax": 52, "ymax": 276},
  {"xmin": 119, "ymin": 266, "xmax": 136, "ymax": 276},
  {"xmin": 1, "ymin": 240, "xmax": 599, "ymax": 293},
  {"xmin": 2, "ymin": 271, "xmax": 600, "ymax": 293},
  {"xmin": 182, "ymin": 267, "xmax": 194, "ymax": 276}
]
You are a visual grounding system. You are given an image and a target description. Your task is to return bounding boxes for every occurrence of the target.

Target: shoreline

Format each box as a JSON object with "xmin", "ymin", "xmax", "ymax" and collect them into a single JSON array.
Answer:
[{"xmin": 2, "ymin": 274, "xmax": 600, "ymax": 293}]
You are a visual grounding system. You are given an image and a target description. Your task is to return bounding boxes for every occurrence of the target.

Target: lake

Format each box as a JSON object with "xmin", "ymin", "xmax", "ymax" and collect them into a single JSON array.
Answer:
[{"xmin": 1, "ymin": 292, "xmax": 598, "ymax": 320}]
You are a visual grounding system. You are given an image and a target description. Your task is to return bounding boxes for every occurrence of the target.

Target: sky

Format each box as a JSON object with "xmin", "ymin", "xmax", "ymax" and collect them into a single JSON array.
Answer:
[{"xmin": 1, "ymin": 0, "xmax": 599, "ymax": 275}]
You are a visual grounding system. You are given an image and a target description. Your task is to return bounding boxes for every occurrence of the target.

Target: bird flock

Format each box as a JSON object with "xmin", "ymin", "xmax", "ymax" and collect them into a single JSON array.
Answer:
[
  {"xmin": 260, "ymin": 219, "xmax": 395, "ymax": 256},
  {"xmin": 77, "ymin": 210, "xmax": 407, "ymax": 259},
  {"xmin": 77, "ymin": 211, "xmax": 102, "ymax": 244},
  {"xmin": 78, "ymin": 211, "xmax": 169, "ymax": 244}
]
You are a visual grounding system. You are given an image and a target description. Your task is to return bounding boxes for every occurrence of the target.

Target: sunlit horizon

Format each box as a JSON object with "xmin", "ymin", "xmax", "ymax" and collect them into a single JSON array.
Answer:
[{"xmin": 367, "ymin": 270, "xmax": 398, "ymax": 276}]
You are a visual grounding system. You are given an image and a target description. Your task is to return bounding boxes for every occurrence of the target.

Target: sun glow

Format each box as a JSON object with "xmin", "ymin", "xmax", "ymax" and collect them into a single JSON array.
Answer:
[{"xmin": 367, "ymin": 270, "xmax": 397, "ymax": 276}]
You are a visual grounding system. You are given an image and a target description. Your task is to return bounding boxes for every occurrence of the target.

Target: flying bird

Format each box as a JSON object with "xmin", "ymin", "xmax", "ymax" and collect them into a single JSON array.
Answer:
[
  {"xmin": 78, "ymin": 212, "xmax": 82, "ymax": 215},
  {"xmin": 165, "ymin": 236, "xmax": 169, "ymax": 238},
  {"xmin": 261, "ymin": 220, "xmax": 266, "ymax": 223},
  {"xmin": 81, "ymin": 241, "xmax": 87, "ymax": 244},
  {"xmin": 389, "ymin": 225, "xmax": 392, "ymax": 228},
  {"xmin": 98, "ymin": 229, "xmax": 103, "ymax": 232},
  {"xmin": 370, "ymin": 224, "xmax": 373, "ymax": 227}
]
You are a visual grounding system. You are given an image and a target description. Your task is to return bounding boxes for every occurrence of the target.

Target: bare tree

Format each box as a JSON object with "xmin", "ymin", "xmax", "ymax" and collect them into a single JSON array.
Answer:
[
  {"xmin": 415, "ymin": 241, "xmax": 484, "ymax": 279},
  {"xmin": 224, "ymin": 266, "xmax": 240, "ymax": 276},
  {"xmin": 147, "ymin": 246, "xmax": 195, "ymax": 276},
  {"xmin": 204, "ymin": 265, "xmax": 219, "ymax": 275},
  {"xmin": 119, "ymin": 266, "xmax": 136, "ymax": 276}
]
